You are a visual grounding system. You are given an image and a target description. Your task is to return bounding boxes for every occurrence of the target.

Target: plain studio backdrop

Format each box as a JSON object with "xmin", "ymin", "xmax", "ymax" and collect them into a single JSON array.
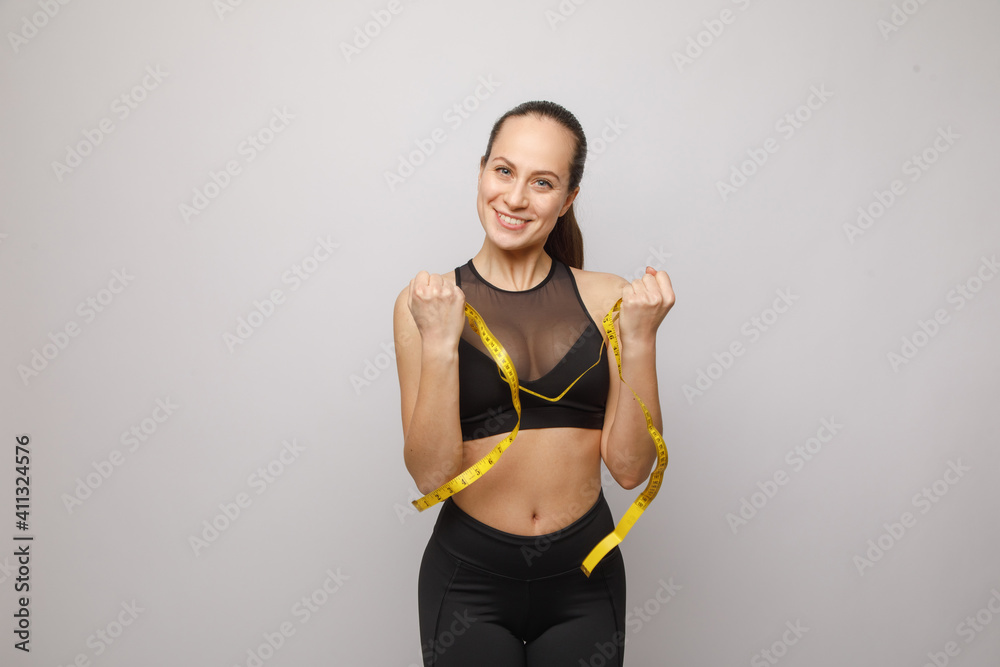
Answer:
[{"xmin": 2, "ymin": 1, "xmax": 999, "ymax": 665}]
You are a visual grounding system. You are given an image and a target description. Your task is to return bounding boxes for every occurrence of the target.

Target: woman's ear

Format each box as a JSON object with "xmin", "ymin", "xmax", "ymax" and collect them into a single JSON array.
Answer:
[{"xmin": 559, "ymin": 186, "xmax": 580, "ymax": 217}]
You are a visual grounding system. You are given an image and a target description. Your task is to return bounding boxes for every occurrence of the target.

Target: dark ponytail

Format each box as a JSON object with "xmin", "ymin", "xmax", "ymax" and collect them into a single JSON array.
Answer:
[
  {"xmin": 482, "ymin": 100, "xmax": 588, "ymax": 269},
  {"xmin": 545, "ymin": 206, "xmax": 584, "ymax": 270}
]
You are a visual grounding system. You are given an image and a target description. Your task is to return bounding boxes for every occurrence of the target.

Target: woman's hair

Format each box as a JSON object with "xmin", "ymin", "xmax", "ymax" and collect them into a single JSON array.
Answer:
[{"xmin": 482, "ymin": 100, "xmax": 587, "ymax": 269}]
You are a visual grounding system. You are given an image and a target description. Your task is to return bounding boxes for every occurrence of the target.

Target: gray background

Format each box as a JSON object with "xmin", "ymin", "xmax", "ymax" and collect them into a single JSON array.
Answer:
[{"xmin": 2, "ymin": 0, "xmax": 999, "ymax": 665}]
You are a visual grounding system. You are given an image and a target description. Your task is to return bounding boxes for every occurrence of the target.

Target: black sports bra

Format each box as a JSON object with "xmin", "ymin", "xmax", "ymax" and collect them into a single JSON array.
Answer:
[{"xmin": 455, "ymin": 257, "xmax": 610, "ymax": 441}]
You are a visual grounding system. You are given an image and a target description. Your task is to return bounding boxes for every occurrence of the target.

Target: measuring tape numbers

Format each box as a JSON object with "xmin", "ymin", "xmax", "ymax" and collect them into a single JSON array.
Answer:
[
  {"xmin": 580, "ymin": 299, "xmax": 669, "ymax": 576},
  {"xmin": 410, "ymin": 299, "xmax": 669, "ymax": 577}
]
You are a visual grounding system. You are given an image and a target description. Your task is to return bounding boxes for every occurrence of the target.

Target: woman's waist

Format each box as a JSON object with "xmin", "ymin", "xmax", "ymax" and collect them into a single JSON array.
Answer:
[
  {"xmin": 430, "ymin": 484, "xmax": 615, "ymax": 579},
  {"xmin": 455, "ymin": 429, "xmax": 604, "ymax": 533},
  {"xmin": 451, "ymin": 475, "xmax": 602, "ymax": 535}
]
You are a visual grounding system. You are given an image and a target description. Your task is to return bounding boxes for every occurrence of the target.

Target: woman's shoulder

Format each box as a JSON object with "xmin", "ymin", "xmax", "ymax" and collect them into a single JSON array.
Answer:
[
  {"xmin": 568, "ymin": 265, "xmax": 629, "ymax": 312},
  {"xmin": 568, "ymin": 265, "xmax": 629, "ymax": 293}
]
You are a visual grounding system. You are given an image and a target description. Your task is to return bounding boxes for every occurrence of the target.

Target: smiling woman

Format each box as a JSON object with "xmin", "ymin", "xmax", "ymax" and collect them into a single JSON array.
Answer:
[
  {"xmin": 476, "ymin": 103, "xmax": 586, "ymax": 271},
  {"xmin": 393, "ymin": 100, "xmax": 676, "ymax": 667}
]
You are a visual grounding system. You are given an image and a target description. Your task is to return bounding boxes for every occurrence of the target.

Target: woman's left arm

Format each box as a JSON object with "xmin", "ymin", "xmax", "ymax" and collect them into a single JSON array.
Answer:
[{"xmin": 602, "ymin": 266, "xmax": 675, "ymax": 490}]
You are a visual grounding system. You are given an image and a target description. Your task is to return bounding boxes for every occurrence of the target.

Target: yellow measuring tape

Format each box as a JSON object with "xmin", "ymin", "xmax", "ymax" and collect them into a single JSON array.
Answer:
[{"xmin": 411, "ymin": 299, "xmax": 669, "ymax": 577}]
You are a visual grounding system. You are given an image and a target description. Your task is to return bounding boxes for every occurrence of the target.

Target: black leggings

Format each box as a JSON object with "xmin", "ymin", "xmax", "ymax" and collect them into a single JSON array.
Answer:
[{"xmin": 418, "ymin": 490, "xmax": 627, "ymax": 666}]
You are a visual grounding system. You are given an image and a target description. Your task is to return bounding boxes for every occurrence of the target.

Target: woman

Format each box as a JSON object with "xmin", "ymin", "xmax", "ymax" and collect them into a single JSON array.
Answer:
[{"xmin": 393, "ymin": 100, "xmax": 674, "ymax": 666}]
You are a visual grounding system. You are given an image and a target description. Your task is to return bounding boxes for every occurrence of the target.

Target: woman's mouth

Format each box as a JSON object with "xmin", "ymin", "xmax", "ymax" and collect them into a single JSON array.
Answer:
[{"xmin": 496, "ymin": 210, "xmax": 528, "ymax": 229}]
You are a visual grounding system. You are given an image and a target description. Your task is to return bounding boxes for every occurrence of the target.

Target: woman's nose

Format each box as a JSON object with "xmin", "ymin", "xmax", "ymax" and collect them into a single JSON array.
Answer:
[{"xmin": 505, "ymin": 180, "xmax": 528, "ymax": 209}]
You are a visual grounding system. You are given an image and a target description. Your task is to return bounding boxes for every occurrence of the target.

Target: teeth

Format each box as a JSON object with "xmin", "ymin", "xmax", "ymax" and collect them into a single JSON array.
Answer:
[{"xmin": 498, "ymin": 212, "xmax": 527, "ymax": 226}]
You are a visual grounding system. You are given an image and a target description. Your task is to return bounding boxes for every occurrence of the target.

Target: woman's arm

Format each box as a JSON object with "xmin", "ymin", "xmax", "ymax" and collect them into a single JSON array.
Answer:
[
  {"xmin": 600, "ymin": 267, "xmax": 675, "ymax": 490},
  {"xmin": 394, "ymin": 273, "xmax": 467, "ymax": 494}
]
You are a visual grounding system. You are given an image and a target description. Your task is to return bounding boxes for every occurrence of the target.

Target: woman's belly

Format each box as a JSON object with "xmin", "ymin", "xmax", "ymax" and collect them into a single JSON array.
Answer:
[{"xmin": 450, "ymin": 426, "xmax": 604, "ymax": 536}]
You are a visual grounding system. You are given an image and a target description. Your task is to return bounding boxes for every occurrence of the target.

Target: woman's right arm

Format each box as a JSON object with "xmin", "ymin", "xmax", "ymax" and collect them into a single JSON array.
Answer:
[{"xmin": 393, "ymin": 271, "xmax": 467, "ymax": 494}]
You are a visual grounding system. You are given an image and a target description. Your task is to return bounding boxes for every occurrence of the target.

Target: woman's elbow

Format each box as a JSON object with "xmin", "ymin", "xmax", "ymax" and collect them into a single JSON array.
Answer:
[{"xmin": 616, "ymin": 474, "xmax": 645, "ymax": 491}]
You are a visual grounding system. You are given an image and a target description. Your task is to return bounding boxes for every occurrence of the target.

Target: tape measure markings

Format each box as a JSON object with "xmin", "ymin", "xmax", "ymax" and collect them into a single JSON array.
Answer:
[{"xmin": 410, "ymin": 298, "xmax": 669, "ymax": 577}]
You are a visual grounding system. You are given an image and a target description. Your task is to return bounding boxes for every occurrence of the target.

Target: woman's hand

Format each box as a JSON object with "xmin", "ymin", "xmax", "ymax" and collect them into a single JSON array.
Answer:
[
  {"xmin": 617, "ymin": 266, "xmax": 675, "ymax": 344},
  {"xmin": 407, "ymin": 271, "xmax": 467, "ymax": 347}
]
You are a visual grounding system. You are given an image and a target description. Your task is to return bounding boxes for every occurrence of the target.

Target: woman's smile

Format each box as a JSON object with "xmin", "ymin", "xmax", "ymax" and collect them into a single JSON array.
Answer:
[{"xmin": 495, "ymin": 209, "xmax": 530, "ymax": 229}]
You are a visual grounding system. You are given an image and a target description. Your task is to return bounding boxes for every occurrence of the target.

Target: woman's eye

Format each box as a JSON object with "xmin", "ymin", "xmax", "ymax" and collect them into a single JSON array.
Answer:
[
  {"xmin": 535, "ymin": 179, "xmax": 552, "ymax": 188},
  {"xmin": 497, "ymin": 167, "xmax": 511, "ymax": 176}
]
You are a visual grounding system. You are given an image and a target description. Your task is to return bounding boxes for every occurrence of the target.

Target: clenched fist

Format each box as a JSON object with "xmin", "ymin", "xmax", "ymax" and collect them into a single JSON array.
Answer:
[
  {"xmin": 407, "ymin": 271, "xmax": 467, "ymax": 347},
  {"xmin": 617, "ymin": 266, "xmax": 675, "ymax": 344}
]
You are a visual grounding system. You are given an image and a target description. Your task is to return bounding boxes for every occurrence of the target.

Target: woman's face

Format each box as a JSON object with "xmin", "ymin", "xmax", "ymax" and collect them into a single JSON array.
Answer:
[{"xmin": 477, "ymin": 114, "xmax": 579, "ymax": 253}]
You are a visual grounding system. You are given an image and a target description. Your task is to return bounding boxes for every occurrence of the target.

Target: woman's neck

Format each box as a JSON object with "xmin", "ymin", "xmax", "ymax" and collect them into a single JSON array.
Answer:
[{"xmin": 472, "ymin": 243, "xmax": 552, "ymax": 292}]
